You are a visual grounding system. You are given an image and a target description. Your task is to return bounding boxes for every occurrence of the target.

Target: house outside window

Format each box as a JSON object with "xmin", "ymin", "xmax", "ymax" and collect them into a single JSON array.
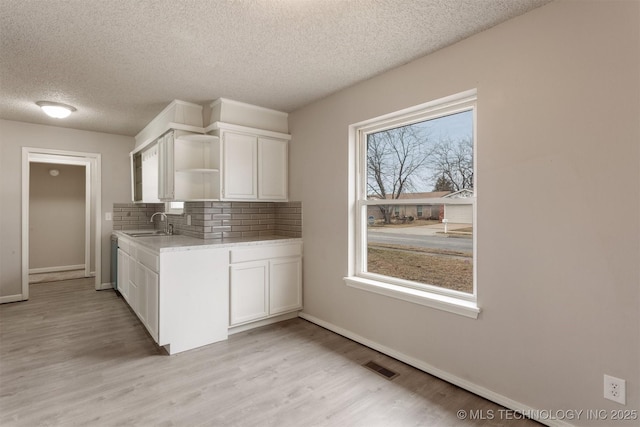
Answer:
[{"xmin": 346, "ymin": 90, "xmax": 479, "ymax": 318}]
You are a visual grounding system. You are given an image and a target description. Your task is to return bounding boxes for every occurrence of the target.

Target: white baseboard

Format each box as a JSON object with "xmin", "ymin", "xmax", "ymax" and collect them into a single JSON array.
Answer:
[
  {"xmin": 29, "ymin": 264, "xmax": 85, "ymax": 274},
  {"xmin": 229, "ymin": 311, "xmax": 299, "ymax": 335},
  {"xmin": 0, "ymin": 294, "xmax": 24, "ymax": 304},
  {"xmin": 298, "ymin": 312, "xmax": 573, "ymax": 427},
  {"xmin": 98, "ymin": 282, "xmax": 114, "ymax": 290}
]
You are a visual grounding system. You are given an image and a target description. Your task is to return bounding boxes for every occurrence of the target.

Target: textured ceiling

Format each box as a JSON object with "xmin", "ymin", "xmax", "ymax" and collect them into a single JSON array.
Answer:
[{"xmin": 0, "ymin": 0, "xmax": 551, "ymax": 137}]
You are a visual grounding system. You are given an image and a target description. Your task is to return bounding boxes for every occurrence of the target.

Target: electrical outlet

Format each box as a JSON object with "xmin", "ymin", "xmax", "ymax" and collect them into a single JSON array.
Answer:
[
  {"xmin": 105, "ymin": 212, "xmax": 112, "ymax": 221},
  {"xmin": 186, "ymin": 214, "xmax": 191, "ymax": 226},
  {"xmin": 604, "ymin": 374, "xmax": 626, "ymax": 405}
]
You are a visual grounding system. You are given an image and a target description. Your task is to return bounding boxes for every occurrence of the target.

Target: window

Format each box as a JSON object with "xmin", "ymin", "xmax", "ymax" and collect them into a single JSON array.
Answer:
[
  {"xmin": 165, "ymin": 201, "xmax": 184, "ymax": 215},
  {"xmin": 346, "ymin": 90, "xmax": 479, "ymax": 318}
]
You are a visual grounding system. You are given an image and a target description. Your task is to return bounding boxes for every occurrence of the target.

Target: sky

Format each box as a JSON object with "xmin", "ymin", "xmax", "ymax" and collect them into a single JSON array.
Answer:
[
  {"xmin": 418, "ymin": 109, "xmax": 473, "ymax": 143},
  {"xmin": 367, "ymin": 109, "xmax": 474, "ymax": 195}
]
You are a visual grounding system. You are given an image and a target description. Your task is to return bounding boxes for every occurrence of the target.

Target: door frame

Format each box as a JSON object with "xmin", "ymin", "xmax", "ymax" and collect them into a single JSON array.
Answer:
[{"xmin": 21, "ymin": 147, "xmax": 102, "ymax": 299}]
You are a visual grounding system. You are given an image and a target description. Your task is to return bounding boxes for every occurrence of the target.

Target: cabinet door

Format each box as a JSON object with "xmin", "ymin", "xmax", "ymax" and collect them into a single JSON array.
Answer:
[
  {"xmin": 258, "ymin": 137, "xmax": 288, "ymax": 200},
  {"xmin": 145, "ymin": 268, "xmax": 159, "ymax": 342},
  {"xmin": 128, "ymin": 277, "xmax": 138, "ymax": 316},
  {"xmin": 135, "ymin": 262, "xmax": 148, "ymax": 324},
  {"xmin": 229, "ymin": 261, "xmax": 268, "ymax": 325},
  {"xmin": 129, "ymin": 252, "xmax": 139, "ymax": 309},
  {"xmin": 269, "ymin": 257, "xmax": 302, "ymax": 315},
  {"xmin": 158, "ymin": 132, "xmax": 175, "ymax": 200},
  {"xmin": 117, "ymin": 249, "xmax": 130, "ymax": 301},
  {"xmin": 222, "ymin": 131, "xmax": 257, "ymax": 200},
  {"xmin": 131, "ymin": 152, "xmax": 142, "ymax": 202},
  {"xmin": 141, "ymin": 143, "xmax": 160, "ymax": 202}
]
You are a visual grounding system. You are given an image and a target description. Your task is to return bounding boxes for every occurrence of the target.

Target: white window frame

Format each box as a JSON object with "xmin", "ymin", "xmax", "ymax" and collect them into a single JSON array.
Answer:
[{"xmin": 345, "ymin": 89, "xmax": 480, "ymax": 319}]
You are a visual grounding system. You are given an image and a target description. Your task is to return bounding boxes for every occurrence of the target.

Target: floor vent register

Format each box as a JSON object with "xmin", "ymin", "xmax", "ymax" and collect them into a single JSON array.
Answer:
[{"xmin": 363, "ymin": 360, "xmax": 399, "ymax": 380}]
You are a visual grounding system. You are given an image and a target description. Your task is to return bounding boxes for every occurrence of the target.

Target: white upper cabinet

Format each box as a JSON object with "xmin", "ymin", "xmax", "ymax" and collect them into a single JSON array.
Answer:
[
  {"xmin": 133, "ymin": 130, "xmax": 221, "ymax": 202},
  {"xmin": 214, "ymin": 125, "xmax": 290, "ymax": 201},
  {"xmin": 222, "ymin": 131, "xmax": 258, "ymax": 200},
  {"xmin": 207, "ymin": 98, "xmax": 290, "ymax": 202},
  {"xmin": 141, "ymin": 144, "xmax": 160, "ymax": 203},
  {"xmin": 130, "ymin": 98, "xmax": 289, "ymax": 202},
  {"xmin": 157, "ymin": 133, "xmax": 174, "ymax": 200},
  {"xmin": 258, "ymin": 137, "xmax": 288, "ymax": 200}
]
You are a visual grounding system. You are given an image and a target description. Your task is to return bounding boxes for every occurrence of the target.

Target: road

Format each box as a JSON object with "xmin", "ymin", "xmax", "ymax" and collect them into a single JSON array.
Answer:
[{"xmin": 368, "ymin": 230, "xmax": 472, "ymax": 253}]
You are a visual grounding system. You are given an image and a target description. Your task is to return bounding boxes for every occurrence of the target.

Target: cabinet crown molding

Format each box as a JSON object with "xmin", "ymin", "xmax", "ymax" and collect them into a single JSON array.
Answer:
[
  {"xmin": 135, "ymin": 100, "xmax": 205, "ymax": 151},
  {"xmin": 208, "ymin": 98, "xmax": 289, "ymax": 134},
  {"xmin": 206, "ymin": 121, "xmax": 291, "ymax": 141}
]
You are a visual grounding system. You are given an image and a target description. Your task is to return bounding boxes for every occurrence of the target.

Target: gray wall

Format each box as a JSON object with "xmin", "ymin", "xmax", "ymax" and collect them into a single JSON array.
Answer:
[
  {"xmin": 289, "ymin": 0, "xmax": 639, "ymax": 422},
  {"xmin": 0, "ymin": 119, "xmax": 134, "ymax": 296},
  {"xmin": 29, "ymin": 163, "xmax": 86, "ymax": 270}
]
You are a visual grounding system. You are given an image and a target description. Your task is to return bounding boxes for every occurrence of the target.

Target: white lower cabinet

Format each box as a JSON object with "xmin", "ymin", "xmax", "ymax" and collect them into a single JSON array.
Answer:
[
  {"xmin": 229, "ymin": 242, "xmax": 303, "ymax": 327},
  {"xmin": 116, "ymin": 248, "xmax": 130, "ymax": 302},
  {"xmin": 124, "ymin": 243, "xmax": 157, "ymax": 341},
  {"xmin": 117, "ymin": 233, "xmax": 302, "ymax": 352},
  {"xmin": 117, "ymin": 235, "xmax": 229, "ymax": 355},
  {"xmin": 133, "ymin": 260, "xmax": 159, "ymax": 342},
  {"xmin": 229, "ymin": 261, "xmax": 268, "ymax": 325},
  {"xmin": 269, "ymin": 257, "xmax": 302, "ymax": 315},
  {"xmin": 159, "ymin": 248, "xmax": 229, "ymax": 354},
  {"xmin": 127, "ymin": 249, "xmax": 137, "ymax": 308},
  {"xmin": 145, "ymin": 269, "xmax": 159, "ymax": 343}
]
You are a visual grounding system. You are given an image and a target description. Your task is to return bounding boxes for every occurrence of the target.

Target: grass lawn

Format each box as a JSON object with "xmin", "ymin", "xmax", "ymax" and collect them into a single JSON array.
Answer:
[{"xmin": 367, "ymin": 245, "xmax": 473, "ymax": 294}]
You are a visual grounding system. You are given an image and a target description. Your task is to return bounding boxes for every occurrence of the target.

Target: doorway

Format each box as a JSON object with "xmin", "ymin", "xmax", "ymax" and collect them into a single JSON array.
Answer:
[
  {"xmin": 21, "ymin": 148, "xmax": 102, "ymax": 300},
  {"xmin": 28, "ymin": 163, "xmax": 88, "ymax": 283}
]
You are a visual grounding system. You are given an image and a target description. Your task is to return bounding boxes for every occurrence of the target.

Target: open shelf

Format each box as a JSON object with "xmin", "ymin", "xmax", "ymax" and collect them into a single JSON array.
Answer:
[{"xmin": 172, "ymin": 133, "xmax": 221, "ymax": 200}]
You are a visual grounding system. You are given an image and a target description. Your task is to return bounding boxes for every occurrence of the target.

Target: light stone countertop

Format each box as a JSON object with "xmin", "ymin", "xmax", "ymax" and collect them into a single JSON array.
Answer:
[{"xmin": 113, "ymin": 230, "xmax": 301, "ymax": 253}]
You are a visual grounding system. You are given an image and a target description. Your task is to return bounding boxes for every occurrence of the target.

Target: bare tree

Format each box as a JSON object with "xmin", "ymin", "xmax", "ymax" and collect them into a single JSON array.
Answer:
[
  {"xmin": 433, "ymin": 174, "xmax": 455, "ymax": 192},
  {"xmin": 367, "ymin": 125, "xmax": 432, "ymax": 223},
  {"xmin": 428, "ymin": 137, "xmax": 473, "ymax": 191}
]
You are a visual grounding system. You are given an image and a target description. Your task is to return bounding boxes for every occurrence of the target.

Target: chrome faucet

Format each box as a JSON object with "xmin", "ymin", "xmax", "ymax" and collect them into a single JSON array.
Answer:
[{"xmin": 150, "ymin": 212, "xmax": 171, "ymax": 234}]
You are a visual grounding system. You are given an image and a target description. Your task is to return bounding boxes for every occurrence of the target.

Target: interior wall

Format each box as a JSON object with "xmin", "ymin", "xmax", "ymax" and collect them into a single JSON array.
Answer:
[
  {"xmin": 289, "ymin": 0, "xmax": 639, "ymax": 423},
  {"xmin": 0, "ymin": 119, "xmax": 134, "ymax": 297},
  {"xmin": 29, "ymin": 163, "xmax": 85, "ymax": 270}
]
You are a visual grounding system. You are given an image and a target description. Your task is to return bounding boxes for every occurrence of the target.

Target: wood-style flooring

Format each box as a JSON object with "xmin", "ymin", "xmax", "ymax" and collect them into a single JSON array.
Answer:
[{"xmin": 0, "ymin": 279, "xmax": 540, "ymax": 426}]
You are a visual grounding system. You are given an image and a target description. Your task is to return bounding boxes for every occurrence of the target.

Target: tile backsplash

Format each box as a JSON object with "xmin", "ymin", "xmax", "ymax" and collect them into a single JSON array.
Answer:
[
  {"xmin": 112, "ymin": 201, "xmax": 302, "ymax": 239},
  {"xmin": 112, "ymin": 203, "xmax": 164, "ymax": 230}
]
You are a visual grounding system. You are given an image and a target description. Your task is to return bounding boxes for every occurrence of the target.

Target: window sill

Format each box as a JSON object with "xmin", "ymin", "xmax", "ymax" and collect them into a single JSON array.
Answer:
[{"xmin": 344, "ymin": 276, "xmax": 480, "ymax": 319}]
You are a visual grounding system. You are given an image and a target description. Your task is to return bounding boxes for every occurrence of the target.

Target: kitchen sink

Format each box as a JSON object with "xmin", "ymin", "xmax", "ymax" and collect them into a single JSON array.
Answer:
[{"xmin": 124, "ymin": 230, "xmax": 171, "ymax": 237}]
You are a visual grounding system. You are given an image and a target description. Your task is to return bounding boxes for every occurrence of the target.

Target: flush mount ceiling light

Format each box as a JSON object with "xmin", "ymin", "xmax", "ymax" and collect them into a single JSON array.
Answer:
[{"xmin": 36, "ymin": 101, "xmax": 77, "ymax": 119}]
